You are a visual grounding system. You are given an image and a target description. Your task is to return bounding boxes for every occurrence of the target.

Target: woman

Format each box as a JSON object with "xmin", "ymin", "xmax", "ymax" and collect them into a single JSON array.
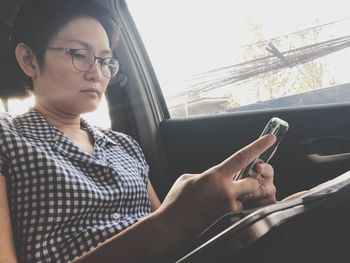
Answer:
[{"xmin": 0, "ymin": 0, "xmax": 277, "ymax": 262}]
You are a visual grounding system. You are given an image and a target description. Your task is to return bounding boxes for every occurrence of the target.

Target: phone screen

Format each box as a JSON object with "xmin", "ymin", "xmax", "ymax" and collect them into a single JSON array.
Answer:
[{"xmin": 233, "ymin": 117, "xmax": 289, "ymax": 181}]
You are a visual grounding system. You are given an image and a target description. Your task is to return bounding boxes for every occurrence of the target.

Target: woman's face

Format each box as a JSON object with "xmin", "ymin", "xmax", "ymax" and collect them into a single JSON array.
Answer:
[{"xmin": 33, "ymin": 16, "xmax": 112, "ymax": 115}]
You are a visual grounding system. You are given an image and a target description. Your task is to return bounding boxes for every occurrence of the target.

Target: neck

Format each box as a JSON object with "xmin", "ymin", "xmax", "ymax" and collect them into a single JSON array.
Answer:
[{"xmin": 34, "ymin": 104, "xmax": 81, "ymax": 131}]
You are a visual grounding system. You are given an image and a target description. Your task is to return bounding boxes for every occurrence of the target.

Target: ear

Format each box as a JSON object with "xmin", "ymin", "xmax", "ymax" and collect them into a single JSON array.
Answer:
[{"xmin": 14, "ymin": 43, "xmax": 39, "ymax": 78}]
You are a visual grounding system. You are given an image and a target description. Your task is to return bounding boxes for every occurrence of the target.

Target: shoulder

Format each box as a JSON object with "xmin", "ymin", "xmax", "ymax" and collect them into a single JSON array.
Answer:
[
  {"xmin": 0, "ymin": 112, "xmax": 15, "ymax": 125},
  {"xmin": 0, "ymin": 112, "xmax": 17, "ymax": 133},
  {"xmin": 0, "ymin": 113, "xmax": 19, "ymax": 158}
]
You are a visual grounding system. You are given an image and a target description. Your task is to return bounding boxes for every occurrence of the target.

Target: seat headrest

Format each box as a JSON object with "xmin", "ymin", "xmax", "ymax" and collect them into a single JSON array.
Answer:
[{"xmin": 0, "ymin": 20, "xmax": 29, "ymax": 99}]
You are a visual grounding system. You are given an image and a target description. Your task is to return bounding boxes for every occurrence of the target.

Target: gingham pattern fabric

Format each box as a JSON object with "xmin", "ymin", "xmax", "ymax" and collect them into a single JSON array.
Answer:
[{"xmin": 0, "ymin": 109, "xmax": 152, "ymax": 262}]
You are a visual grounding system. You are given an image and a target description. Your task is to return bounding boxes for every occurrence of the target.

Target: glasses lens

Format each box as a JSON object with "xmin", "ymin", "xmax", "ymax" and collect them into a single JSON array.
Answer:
[
  {"xmin": 71, "ymin": 49, "xmax": 119, "ymax": 78},
  {"xmin": 107, "ymin": 59, "xmax": 120, "ymax": 78},
  {"xmin": 99, "ymin": 59, "xmax": 119, "ymax": 78},
  {"xmin": 72, "ymin": 49, "xmax": 94, "ymax": 72}
]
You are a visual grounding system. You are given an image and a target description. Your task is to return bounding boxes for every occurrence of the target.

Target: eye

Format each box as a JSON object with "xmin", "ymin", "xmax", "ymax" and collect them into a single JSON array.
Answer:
[
  {"xmin": 99, "ymin": 57, "xmax": 111, "ymax": 67},
  {"xmin": 108, "ymin": 63, "xmax": 119, "ymax": 69},
  {"xmin": 101, "ymin": 60, "xmax": 110, "ymax": 66},
  {"xmin": 73, "ymin": 52, "xmax": 87, "ymax": 60}
]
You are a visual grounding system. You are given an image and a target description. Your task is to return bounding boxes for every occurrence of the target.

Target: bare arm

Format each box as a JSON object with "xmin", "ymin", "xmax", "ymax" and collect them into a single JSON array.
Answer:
[
  {"xmin": 147, "ymin": 180, "xmax": 161, "ymax": 211},
  {"xmin": 0, "ymin": 175, "xmax": 19, "ymax": 263},
  {"xmin": 73, "ymin": 208, "xmax": 185, "ymax": 263},
  {"xmin": 73, "ymin": 135, "xmax": 276, "ymax": 263}
]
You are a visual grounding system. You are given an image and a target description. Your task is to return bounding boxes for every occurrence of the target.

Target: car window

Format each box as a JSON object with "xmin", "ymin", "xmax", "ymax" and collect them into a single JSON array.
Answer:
[{"xmin": 126, "ymin": 0, "xmax": 350, "ymax": 118}]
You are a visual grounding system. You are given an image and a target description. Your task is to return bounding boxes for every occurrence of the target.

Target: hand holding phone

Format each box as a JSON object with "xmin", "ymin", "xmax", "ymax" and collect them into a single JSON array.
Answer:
[{"xmin": 233, "ymin": 117, "xmax": 289, "ymax": 181}]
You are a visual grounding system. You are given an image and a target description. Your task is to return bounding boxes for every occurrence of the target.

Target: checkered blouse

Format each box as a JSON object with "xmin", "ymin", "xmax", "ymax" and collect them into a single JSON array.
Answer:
[{"xmin": 0, "ymin": 109, "xmax": 152, "ymax": 262}]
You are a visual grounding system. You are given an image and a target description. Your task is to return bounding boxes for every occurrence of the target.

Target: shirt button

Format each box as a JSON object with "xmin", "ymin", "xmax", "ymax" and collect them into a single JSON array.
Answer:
[{"xmin": 112, "ymin": 213, "xmax": 120, "ymax": 220}]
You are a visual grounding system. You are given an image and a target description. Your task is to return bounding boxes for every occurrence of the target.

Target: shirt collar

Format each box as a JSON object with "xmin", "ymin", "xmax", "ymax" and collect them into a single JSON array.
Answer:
[
  {"xmin": 14, "ymin": 108, "xmax": 117, "ymax": 146},
  {"xmin": 14, "ymin": 108, "xmax": 61, "ymax": 141},
  {"xmin": 80, "ymin": 118, "xmax": 118, "ymax": 146}
]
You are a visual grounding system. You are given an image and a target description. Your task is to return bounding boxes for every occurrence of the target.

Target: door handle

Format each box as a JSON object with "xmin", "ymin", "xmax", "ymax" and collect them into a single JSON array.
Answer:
[
  {"xmin": 306, "ymin": 153, "xmax": 350, "ymax": 163},
  {"xmin": 301, "ymin": 136, "xmax": 350, "ymax": 163}
]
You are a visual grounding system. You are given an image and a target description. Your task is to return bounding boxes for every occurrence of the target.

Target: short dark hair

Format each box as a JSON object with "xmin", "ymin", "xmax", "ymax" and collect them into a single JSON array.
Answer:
[{"xmin": 10, "ymin": 0, "xmax": 121, "ymax": 91}]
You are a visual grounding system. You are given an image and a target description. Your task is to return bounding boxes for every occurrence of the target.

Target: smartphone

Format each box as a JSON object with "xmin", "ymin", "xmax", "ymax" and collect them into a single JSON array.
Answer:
[{"xmin": 233, "ymin": 117, "xmax": 289, "ymax": 181}]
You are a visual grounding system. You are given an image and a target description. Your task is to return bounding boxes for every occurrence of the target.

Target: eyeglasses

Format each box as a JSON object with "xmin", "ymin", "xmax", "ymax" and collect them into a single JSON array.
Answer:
[{"xmin": 46, "ymin": 47, "xmax": 119, "ymax": 78}]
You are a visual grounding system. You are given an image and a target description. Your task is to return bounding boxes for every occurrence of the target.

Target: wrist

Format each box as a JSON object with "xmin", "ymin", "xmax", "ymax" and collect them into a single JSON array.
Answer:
[
  {"xmin": 148, "ymin": 208, "xmax": 184, "ymax": 259},
  {"xmin": 151, "ymin": 205, "xmax": 209, "ymax": 260}
]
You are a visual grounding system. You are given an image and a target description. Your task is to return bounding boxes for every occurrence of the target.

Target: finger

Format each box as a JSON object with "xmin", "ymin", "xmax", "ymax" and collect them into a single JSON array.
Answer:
[
  {"xmin": 255, "ymin": 163, "xmax": 274, "ymax": 180},
  {"xmin": 218, "ymin": 134, "xmax": 276, "ymax": 178},
  {"xmin": 253, "ymin": 158, "xmax": 264, "ymax": 166},
  {"xmin": 244, "ymin": 175, "xmax": 277, "ymax": 206},
  {"xmin": 247, "ymin": 182, "xmax": 269, "ymax": 200},
  {"xmin": 247, "ymin": 169, "xmax": 260, "ymax": 179},
  {"xmin": 251, "ymin": 158, "xmax": 263, "ymax": 172},
  {"xmin": 246, "ymin": 185, "xmax": 277, "ymax": 207},
  {"xmin": 232, "ymin": 176, "xmax": 260, "ymax": 197},
  {"xmin": 245, "ymin": 194, "xmax": 276, "ymax": 207},
  {"xmin": 229, "ymin": 200, "xmax": 244, "ymax": 212}
]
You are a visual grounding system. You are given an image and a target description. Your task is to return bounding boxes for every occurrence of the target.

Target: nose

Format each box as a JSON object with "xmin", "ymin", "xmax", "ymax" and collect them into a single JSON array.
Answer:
[{"xmin": 86, "ymin": 62, "xmax": 103, "ymax": 82}]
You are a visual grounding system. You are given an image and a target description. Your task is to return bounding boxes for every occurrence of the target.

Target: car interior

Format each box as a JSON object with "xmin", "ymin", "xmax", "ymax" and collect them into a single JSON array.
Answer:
[{"xmin": 2, "ymin": 0, "xmax": 350, "ymax": 262}]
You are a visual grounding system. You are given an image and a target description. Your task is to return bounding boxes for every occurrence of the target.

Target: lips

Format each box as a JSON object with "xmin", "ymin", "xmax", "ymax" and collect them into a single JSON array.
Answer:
[{"xmin": 80, "ymin": 88, "xmax": 100, "ymax": 96}]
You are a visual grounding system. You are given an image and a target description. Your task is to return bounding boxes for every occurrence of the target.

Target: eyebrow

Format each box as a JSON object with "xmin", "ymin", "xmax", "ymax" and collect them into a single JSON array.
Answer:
[{"xmin": 63, "ymin": 39, "xmax": 112, "ymax": 56}]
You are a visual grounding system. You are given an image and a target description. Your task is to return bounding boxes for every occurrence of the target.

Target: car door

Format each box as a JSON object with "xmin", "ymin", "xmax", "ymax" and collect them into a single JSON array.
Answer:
[{"xmin": 106, "ymin": 0, "xmax": 350, "ymax": 203}]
